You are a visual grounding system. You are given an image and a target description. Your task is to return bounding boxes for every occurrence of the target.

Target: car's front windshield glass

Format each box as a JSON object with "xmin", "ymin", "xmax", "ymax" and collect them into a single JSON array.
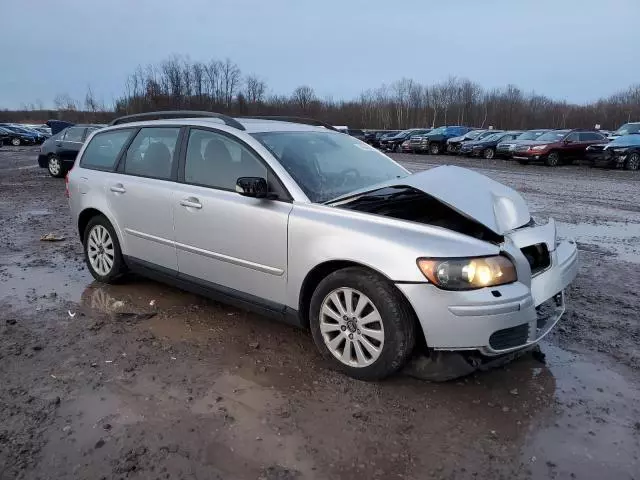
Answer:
[
  {"xmin": 536, "ymin": 131, "xmax": 568, "ymax": 141},
  {"xmin": 518, "ymin": 131, "xmax": 545, "ymax": 140},
  {"xmin": 466, "ymin": 130, "xmax": 482, "ymax": 139},
  {"xmin": 481, "ymin": 133, "xmax": 501, "ymax": 142},
  {"xmin": 477, "ymin": 130, "xmax": 498, "ymax": 140},
  {"xmin": 252, "ymin": 131, "xmax": 409, "ymax": 203},
  {"xmin": 428, "ymin": 127, "xmax": 445, "ymax": 135},
  {"xmin": 610, "ymin": 134, "xmax": 640, "ymax": 146},
  {"xmin": 614, "ymin": 124, "xmax": 640, "ymax": 135}
]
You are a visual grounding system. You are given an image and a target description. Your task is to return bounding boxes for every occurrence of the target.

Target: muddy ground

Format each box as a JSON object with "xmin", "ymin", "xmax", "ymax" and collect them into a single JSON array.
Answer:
[{"xmin": 0, "ymin": 147, "xmax": 638, "ymax": 480}]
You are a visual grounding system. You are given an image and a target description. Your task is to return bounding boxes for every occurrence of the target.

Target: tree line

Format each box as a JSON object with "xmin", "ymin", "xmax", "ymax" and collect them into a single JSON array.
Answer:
[{"xmin": 2, "ymin": 55, "xmax": 640, "ymax": 130}]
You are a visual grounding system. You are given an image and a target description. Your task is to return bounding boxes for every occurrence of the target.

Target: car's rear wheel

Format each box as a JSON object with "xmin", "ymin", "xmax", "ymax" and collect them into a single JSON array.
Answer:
[
  {"xmin": 545, "ymin": 151, "xmax": 560, "ymax": 167},
  {"xmin": 429, "ymin": 143, "xmax": 441, "ymax": 155},
  {"xmin": 483, "ymin": 148, "xmax": 495, "ymax": 159},
  {"xmin": 395, "ymin": 144, "xmax": 402, "ymax": 153},
  {"xmin": 625, "ymin": 153, "xmax": 639, "ymax": 171},
  {"xmin": 11, "ymin": 137, "xmax": 21, "ymax": 146},
  {"xmin": 309, "ymin": 267, "xmax": 416, "ymax": 380},
  {"xmin": 83, "ymin": 215, "xmax": 126, "ymax": 283},
  {"xmin": 47, "ymin": 154, "xmax": 64, "ymax": 178}
]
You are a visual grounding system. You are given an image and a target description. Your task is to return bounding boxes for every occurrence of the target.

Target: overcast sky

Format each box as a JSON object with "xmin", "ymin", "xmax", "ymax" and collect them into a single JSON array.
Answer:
[{"xmin": 1, "ymin": 0, "xmax": 639, "ymax": 109}]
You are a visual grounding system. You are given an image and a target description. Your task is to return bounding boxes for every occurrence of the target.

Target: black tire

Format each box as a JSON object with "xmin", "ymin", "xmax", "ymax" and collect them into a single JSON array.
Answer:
[
  {"xmin": 47, "ymin": 154, "xmax": 65, "ymax": 178},
  {"xmin": 545, "ymin": 151, "xmax": 560, "ymax": 167},
  {"xmin": 517, "ymin": 159, "xmax": 529, "ymax": 165},
  {"xmin": 309, "ymin": 267, "xmax": 416, "ymax": 381},
  {"xmin": 11, "ymin": 137, "xmax": 21, "ymax": 147},
  {"xmin": 429, "ymin": 142, "xmax": 441, "ymax": 155},
  {"xmin": 83, "ymin": 215, "xmax": 126, "ymax": 283},
  {"xmin": 483, "ymin": 148, "xmax": 495, "ymax": 160},
  {"xmin": 625, "ymin": 152, "xmax": 640, "ymax": 171},
  {"xmin": 394, "ymin": 143, "xmax": 402, "ymax": 153}
]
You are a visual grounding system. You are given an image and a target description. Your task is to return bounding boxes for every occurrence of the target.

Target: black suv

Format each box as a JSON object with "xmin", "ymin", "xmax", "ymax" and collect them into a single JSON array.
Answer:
[{"xmin": 37, "ymin": 124, "xmax": 103, "ymax": 177}]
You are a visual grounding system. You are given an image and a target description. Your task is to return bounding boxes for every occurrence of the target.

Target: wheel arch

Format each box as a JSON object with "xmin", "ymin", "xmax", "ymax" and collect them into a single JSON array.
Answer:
[
  {"xmin": 297, "ymin": 260, "xmax": 423, "ymax": 345},
  {"xmin": 77, "ymin": 207, "xmax": 124, "ymax": 250}
]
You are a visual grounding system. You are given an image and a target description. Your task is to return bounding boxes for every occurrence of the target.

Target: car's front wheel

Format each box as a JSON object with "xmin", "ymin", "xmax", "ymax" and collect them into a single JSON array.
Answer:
[
  {"xmin": 545, "ymin": 151, "xmax": 560, "ymax": 167},
  {"xmin": 429, "ymin": 143, "xmax": 441, "ymax": 155},
  {"xmin": 483, "ymin": 148, "xmax": 495, "ymax": 159},
  {"xmin": 309, "ymin": 267, "xmax": 416, "ymax": 380},
  {"xmin": 11, "ymin": 137, "xmax": 21, "ymax": 146},
  {"xmin": 83, "ymin": 215, "xmax": 126, "ymax": 283},
  {"xmin": 47, "ymin": 154, "xmax": 64, "ymax": 178},
  {"xmin": 625, "ymin": 152, "xmax": 639, "ymax": 171}
]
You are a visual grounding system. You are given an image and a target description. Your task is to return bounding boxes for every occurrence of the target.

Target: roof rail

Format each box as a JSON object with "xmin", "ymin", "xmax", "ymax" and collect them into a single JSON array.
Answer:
[
  {"xmin": 241, "ymin": 116, "xmax": 338, "ymax": 132},
  {"xmin": 109, "ymin": 111, "xmax": 245, "ymax": 130}
]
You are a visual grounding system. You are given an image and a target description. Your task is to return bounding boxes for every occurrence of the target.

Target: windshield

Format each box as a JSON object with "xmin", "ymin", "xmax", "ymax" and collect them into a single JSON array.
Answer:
[
  {"xmin": 536, "ymin": 131, "xmax": 568, "ymax": 142},
  {"xmin": 481, "ymin": 133, "xmax": 502, "ymax": 142},
  {"xmin": 428, "ymin": 127, "xmax": 446, "ymax": 135},
  {"xmin": 610, "ymin": 134, "xmax": 640, "ymax": 146},
  {"xmin": 517, "ymin": 130, "xmax": 546, "ymax": 140},
  {"xmin": 465, "ymin": 130, "xmax": 483, "ymax": 139},
  {"xmin": 477, "ymin": 130, "xmax": 499, "ymax": 140},
  {"xmin": 252, "ymin": 131, "xmax": 409, "ymax": 203},
  {"xmin": 613, "ymin": 123, "xmax": 640, "ymax": 136}
]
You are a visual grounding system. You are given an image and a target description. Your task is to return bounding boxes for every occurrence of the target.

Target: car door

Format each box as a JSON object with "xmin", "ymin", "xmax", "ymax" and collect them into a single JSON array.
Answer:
[
  {"xmin": 172, "ymin": 127, "xmax": 292, "ymax": 307},
  {"xmin": 579, "ymin": 132, "xmax": 606, "ymax": 155},
  {"xmin": 562, "ymin": 132, "xmax": 581, "ymax": 159},
  {"xmin": 57, "ymin": 126, "xmax": 86, "ymax": 161},
  {"xmin": 106, "ymin": 126, "xmax": 181, "ymax": 271}
]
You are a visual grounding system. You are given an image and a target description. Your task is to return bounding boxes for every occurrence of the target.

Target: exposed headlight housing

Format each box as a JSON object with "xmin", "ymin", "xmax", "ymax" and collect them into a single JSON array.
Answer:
[
  {"xmin": 531, "ymin": 144, "xmax": 548, "ymax": 151},
  {"xmin": 417, "ymin": 256, "xmax": 517, "ymax": 290}
]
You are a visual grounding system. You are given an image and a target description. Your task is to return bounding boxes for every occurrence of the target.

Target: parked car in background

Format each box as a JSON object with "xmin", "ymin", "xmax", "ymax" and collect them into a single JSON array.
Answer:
[
  {"xmin": 68, "ymin": 111, "xmax": 578, "ymax": 380},
  {"xmin": 608, "ymin": 122, "xmax": 640, "ymax": 140},
  {"xmin": 368, "ymin": 130, "xmax": 398, "ymax": 148},
  {"xmin": 512, "ymin": 129, "xmax": 607, "ymax": 166},
  {"xmin": 460, "ymin": 131, "xmax": 523, "ymax": 159},
  {"xmin": 380, "ymin": 129, "xmax": 422, "ymax": 152},
  {"xmin": 347, "ymin": 129, "xmax": 366, "ymax": 141},
  {"xmin": 0, "ymin": 124, "xmax": 42, "ymax": 145},
  {"xmin": 586, "ymin": 134, "xmax": 640, "ymax": 170},
  {"xmin": 446, "ymin": 129, "xmax": 487, "ymax": 154},
  {"xmin": 46, "ymin": 120, "xmax": 75, "ymax": 135},
  {"xmin": 0, "ymin": 125, "xmax": 38, "ymax": 146},
  {"xmin": 405, "ymin": 129, "xmax": 433, "ymax": 152},
  {"xmin": 496, "ymin": 129, "xmax": 550, "ymax": 158},
  {"xmin": 419, "ymin": 126, "xmax": 473, "ymax": 155},
  {"xmin": 37, "ymin": 124, "xmax": 102, "ymax": 177}
]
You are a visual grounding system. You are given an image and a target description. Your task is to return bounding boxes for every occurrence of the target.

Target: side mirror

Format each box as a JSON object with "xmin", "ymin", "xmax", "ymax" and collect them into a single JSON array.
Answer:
[{"xmin": 236, "ymin": 177, "xmax": 269, "ymax": 199}]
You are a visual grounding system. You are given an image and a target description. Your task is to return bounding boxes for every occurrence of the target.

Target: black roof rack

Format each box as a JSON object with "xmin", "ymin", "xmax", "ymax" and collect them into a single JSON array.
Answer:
[
  {"xmin": 109, "ymin": 111, "xmax": 245, "ymax": 130},
  {"xmin": 241, "ymin": 116, "xmax": 338, "ymax": 132}
]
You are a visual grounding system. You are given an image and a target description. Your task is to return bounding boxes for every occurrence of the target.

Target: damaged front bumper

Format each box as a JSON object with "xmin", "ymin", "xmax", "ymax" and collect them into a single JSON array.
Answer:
[{"xmin": 397, "ymin": 220, "xmax": 578, "ymax": 356}]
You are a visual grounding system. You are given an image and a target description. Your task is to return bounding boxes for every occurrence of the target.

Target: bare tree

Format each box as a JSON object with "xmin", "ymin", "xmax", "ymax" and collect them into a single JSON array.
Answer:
[
  {"xmin": 291, "ymin": 85, "xmax": 316, "ymax": 112},
  {"xmin": 244, "ymin": 74, "xmax": 267, "ymax": 105},
  {"xmin": 220, "ymin": 58, "xmax": 241, "ymax": 109}
]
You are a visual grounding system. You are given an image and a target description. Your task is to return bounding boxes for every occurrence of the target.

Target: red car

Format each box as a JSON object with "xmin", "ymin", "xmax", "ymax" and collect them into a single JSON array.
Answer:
[{"xmin": 512, "ymin": 129, "xmax": 607, "ymax": 166}]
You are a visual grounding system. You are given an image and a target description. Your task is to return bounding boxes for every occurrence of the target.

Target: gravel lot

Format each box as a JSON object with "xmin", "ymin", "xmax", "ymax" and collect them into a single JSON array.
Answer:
[{"xmin": 1, "ymin": 147, "xmax": 639, "ymax": 480}]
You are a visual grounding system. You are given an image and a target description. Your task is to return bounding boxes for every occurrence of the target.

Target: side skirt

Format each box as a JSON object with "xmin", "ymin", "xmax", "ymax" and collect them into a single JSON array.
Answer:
[{"xmin": 123, "ymin": 256, "xmax": 304, "ymax": 328}]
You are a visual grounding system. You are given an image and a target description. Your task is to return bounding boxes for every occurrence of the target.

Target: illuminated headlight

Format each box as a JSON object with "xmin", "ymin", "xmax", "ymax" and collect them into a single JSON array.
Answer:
[
  {"xmin": 531, "ymin": 144, "xmax": 548, "ymax": 151},
  {"xmin": 417, "ymin": 256, "xmax": 517, "ymax": 290}
]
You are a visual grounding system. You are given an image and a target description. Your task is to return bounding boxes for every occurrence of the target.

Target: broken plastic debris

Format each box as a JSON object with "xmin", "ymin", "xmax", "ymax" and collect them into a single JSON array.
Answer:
[
  {"xmin": 171, "ymin": 356, "xmax": 177, "ymax": 360},
  {"xmin": 68, "ymin": 311, "xmax": 76, "ymax": 318},
  {"xmin": 40, "ymin": 233, "xmax": 66, "ymax": 242},
  {"xmin": 149, "ymin": 300, "xmax": 156, "ymax": 306},
  {"xmin": 111, "ymin": 300, "xmax": 125, "ymax": 309},
  {"xmin": 105, "ymin": 360, "xmax": 113, "ymax": 363},
  {"xmin": 50, "ymin": 375, "xmax": 57, "ymax": 379}
]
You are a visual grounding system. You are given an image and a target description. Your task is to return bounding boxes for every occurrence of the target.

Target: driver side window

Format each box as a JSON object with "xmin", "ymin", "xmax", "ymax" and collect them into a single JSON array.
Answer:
[{"xmin": 184, "ymin": 129, "xmax": 267, "ymax": 190}]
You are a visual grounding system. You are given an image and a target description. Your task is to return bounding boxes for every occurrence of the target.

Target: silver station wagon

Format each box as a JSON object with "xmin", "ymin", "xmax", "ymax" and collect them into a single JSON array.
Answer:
[{"xmin": 67, "ymin": 112, "xmax": 578, "ymax": 380}]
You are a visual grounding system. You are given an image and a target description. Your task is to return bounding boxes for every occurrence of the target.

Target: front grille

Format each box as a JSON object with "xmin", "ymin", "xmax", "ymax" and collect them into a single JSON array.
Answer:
[
  {"xmin": 515, "ymin": 145, "xmax": 530, "ymax": 152},
  {"xmin": 521, "ymin": 243, "xmax": 551, "ymax": 276},
  {"xmin": 489, "ymin": 323, "xmax": 529, "ymax": 350}
]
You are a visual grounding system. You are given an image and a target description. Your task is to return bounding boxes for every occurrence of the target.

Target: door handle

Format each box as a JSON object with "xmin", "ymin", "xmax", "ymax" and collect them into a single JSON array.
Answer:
[
  {"xmin": 180, "ymin": 197, "xmax": 202, "ymax": 209},
  {"xmin": 110, "ymin": 184, "xmax": 126, "ymax": 193}
]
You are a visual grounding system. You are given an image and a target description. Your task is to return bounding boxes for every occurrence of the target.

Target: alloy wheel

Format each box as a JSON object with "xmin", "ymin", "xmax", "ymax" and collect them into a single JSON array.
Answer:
[
  {"xmin": 319, "ymin": 287, "xmax": 385, "ymax": 368},
  {"xmin": 626, "ymin": 153, "xmax": 639, "ymax": 171},
  {"xmin": 11, "ymin": 137, "xmax": 20, "ymax": 146},
  {"xmin": 484, "ymin": 148, "xmax": 495, "ymax": 159},
  {"xmin": 87, "ymin": 225, "xmax": 115, "ymax": 276},
  {"xmin": 48, "ymin": 156, "xmax": 61, "ymax": 176},
  {"xmin": 430, "ymin": 143, "xmax": 440, "ymax": 155}
]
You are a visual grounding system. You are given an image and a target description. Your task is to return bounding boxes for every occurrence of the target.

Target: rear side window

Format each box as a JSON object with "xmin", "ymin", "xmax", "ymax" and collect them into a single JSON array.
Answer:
[
  {"xmin": 184, "ymin": 128, "xmax": 267, "ymax": 190},
  {"xmin": 580, "ymin": 132, "xmax": 604, "ymax": 141},
  {"xmin": 80, "ymin": 129, "xmax": 134, "ymax": 170},
  {"xmin": 565, "ymin": 132, "xmax": 580, "ymax": 142},
  {"xmin": 123, "ymin": 127, "xmax": 180, "ymax": 180},
  {"xmin": 64, "ymin": 127, "xmax": 85, "ymax": 142}
]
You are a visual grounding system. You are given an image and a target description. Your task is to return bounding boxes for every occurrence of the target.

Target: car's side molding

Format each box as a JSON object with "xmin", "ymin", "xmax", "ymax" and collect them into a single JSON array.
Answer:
[
  {"xmin": 123, "ymin": 256, "xmax": 302, "ymax": 328},
  {"xmin": 124, "ymin": 228, "xmax": 285, "ymax": 276}
]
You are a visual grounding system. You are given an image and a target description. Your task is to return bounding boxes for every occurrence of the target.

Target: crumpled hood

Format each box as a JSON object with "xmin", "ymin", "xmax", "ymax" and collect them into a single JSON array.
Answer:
[{"xmin": 396, "ymin": 166, "xmax": 530, "ymax": 235}]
